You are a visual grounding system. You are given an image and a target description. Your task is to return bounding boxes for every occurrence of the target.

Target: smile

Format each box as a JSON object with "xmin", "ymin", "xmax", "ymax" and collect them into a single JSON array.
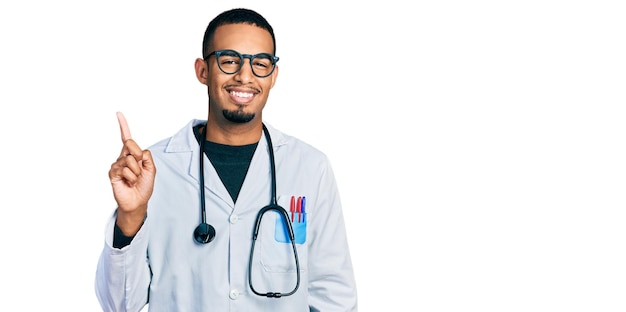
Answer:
[{"xmin": 230, "ymin": 91, "xmax": 254, "ymax": 98}]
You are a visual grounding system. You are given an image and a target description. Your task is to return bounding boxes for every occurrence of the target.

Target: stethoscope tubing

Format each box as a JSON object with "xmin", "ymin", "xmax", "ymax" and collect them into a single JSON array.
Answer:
[
  {"xmin": 196, "ymin": 122, "xmax": 300, "ymax": 297},
  {"xmin": 248, "ymin": 204, "xmax": 301, "ymax": 298}
]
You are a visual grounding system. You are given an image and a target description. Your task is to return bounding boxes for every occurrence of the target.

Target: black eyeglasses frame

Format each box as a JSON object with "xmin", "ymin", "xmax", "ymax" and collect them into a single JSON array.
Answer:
[{"xmin": 204, "ymin": 49, "xmax": 279, "ymax": 78}]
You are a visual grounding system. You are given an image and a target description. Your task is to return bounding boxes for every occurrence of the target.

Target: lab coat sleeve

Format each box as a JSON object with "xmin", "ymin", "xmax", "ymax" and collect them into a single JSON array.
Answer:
[
  {"xmin": 308, "ymin": 161, "xmax": 358, "ymax": 311},
  {"xmin": 95, "ymin": 211, "xmax": 151, "ymax": 312}
]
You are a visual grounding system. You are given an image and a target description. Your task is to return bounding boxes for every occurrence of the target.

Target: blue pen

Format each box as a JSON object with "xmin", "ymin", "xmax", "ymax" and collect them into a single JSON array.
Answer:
[{"xmin": 301, "ymin": 196, "xmax": 306, "ymax": 223}]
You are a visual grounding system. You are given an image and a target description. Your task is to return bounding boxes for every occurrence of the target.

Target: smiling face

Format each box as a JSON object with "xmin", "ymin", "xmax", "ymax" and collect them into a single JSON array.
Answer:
[{"xmin": 195, "ymin": 23, "xmax": 278, "ymax": 134}]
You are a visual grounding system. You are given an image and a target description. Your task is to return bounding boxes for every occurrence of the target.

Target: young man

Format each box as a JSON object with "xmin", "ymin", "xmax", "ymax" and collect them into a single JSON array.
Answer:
[{"xmin": 95, "ymin": 8, "xmax": 357, "ymax": 311}]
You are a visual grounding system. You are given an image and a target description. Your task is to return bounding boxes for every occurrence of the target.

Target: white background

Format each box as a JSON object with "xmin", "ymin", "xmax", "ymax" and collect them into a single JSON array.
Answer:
[{"xmin": 1, "ymin": 1, "xmax": 625, "ymax": 311}]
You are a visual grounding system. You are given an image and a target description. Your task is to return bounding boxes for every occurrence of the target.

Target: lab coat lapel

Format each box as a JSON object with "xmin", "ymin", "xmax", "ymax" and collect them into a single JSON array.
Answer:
[{"xmin": 185, "ymin": 121, "xmax": 235, "ymax": 211}]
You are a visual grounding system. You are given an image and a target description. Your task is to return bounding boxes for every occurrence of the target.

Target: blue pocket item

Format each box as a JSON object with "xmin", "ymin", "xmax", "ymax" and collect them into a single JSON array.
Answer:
[
  {"xmin": 275, "ymin": 214, "xmax": 306, "ymax": 244},
  {"xmin": 275, "ymin": 195, "xmax": 307, "ymax": 244}
]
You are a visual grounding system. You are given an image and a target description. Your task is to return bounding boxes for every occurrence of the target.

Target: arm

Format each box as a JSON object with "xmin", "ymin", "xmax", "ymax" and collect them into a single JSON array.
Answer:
[
  {"xmin": 95, "ymin": 212, "xmax": 152, "ymax": 312},
  {"xmin": 95, "ymin": 112, "xmax": 156, "ymax": 312}
]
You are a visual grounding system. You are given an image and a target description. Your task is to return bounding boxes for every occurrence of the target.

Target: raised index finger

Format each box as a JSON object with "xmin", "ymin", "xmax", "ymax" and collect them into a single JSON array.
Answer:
[{"xmin": 116, "ymin": 111, "xmax": 132, "ymax": 142}]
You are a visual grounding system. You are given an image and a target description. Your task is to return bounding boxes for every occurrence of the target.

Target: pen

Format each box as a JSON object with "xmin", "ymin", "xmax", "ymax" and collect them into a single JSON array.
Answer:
[
  {"xmin": 301, "ymin": 196, "xmax": 306, "ymax": 223},
  {"xmin": 290, "ymin": 196, "xmax": 295, "ymax": 222},
  {"xmin": 296, "ymin": 196, "xmax": 302, "ymax": 223}
]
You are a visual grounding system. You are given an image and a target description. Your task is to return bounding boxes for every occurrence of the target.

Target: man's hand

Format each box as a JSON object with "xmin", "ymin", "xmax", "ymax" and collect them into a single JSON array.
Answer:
[{"xmin": 108, "ymin": 112, "xmax": 156, "ymax": 236}]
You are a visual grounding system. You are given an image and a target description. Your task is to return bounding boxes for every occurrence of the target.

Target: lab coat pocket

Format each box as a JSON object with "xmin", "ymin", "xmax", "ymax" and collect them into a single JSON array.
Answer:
[
  {"xmin": 259, "ymin": 195, "xmax": 307, "ymax": 273},
  {"xmin": 274, "ymin": 214, "xmax": 306, "ymax": 244}
]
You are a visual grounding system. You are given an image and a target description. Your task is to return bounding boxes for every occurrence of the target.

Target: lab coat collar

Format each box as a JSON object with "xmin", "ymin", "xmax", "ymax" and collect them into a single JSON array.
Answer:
[
  {"xmin": 161, "ymin": 119, "xmax": 287, "ymax": 209},
  {"xmin": 163, "ymin": 119, "xmax": 287, "ymax": 153}
]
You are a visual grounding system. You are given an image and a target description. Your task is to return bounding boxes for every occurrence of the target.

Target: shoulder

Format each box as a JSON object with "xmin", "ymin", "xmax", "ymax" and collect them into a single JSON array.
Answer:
[{"xmin": 265, "ymin": 122, "xmax": 330, "ymax": 163}]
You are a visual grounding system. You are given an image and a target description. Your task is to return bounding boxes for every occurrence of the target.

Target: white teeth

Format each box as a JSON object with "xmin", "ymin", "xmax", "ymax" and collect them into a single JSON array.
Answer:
[{"xmin": 230, "ymin": 91, "xmax": 253, "ymax": 98}]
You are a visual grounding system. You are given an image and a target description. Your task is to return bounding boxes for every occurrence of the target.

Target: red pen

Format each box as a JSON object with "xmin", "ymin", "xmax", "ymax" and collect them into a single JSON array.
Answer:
[
  {"xmin": 297, "ymin": 196, "xmax": 302, "ymax": 223},
  {"xmin": 290, "ymin": 196, "xmax": 295, "ymax": 222}
]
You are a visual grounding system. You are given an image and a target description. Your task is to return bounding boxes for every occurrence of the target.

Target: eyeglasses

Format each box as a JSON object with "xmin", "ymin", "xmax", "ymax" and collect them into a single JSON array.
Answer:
[{"xmin": 204, "ymin": 49, "xmax": 279, "ymax": 78}]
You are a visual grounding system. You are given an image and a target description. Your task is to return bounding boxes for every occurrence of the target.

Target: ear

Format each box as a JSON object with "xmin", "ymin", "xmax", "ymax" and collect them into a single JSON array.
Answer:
[{"xmin": 194, "ymin": 58, "xmax": 208, "ymax": 85}]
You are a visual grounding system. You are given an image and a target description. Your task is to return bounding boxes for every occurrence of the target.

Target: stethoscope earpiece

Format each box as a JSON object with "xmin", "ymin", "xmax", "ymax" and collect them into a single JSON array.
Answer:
[{"xmin": 194, "ymin": 222, "xmax": 216, "ymax": 244}]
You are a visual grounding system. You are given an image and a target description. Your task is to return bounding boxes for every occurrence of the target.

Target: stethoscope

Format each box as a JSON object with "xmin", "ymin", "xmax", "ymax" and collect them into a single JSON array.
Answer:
[{"xmin": 193, "ymin": 123, "xmax": 300, "ymax": 298}]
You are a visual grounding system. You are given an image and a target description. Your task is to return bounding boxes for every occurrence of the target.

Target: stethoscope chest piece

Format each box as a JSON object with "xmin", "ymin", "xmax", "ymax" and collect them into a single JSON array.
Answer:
[{"xmin": 194, "ymin": 222, "xmax": 216, "ymax": 244}]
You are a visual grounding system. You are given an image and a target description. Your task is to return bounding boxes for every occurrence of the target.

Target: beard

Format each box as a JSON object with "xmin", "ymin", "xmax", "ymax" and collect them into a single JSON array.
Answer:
[{"xmin": 222, "ymin": 108, "xmax": 255, "ymax": 123}]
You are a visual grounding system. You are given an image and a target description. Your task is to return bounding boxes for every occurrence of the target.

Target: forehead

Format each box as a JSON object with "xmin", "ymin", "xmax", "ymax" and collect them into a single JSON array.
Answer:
[{"xmin": 211, "ymin": 23, "xmax": 274, "ymax": 55}]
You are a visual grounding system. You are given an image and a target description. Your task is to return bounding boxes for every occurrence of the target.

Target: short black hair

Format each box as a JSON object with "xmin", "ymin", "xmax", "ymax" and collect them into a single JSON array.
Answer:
[{"xmin": 202, "ymin": 8, "xmax": 276, "ymax": 59}]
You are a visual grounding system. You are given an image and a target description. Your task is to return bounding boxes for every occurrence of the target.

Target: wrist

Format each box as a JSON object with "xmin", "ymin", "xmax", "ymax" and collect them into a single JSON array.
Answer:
[{"xmin": 115, "ymin": 207, "xmax": 146, "ymax": 236}]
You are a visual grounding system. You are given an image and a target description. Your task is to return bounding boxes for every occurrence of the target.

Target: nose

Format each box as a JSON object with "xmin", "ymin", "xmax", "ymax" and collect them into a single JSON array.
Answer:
[{"xmin": 233, "ymin": 58, "xmax": 255, "ymax": 83}]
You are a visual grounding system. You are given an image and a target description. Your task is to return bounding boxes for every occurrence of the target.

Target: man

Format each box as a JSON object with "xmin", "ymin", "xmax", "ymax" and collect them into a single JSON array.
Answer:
[{"xmin": 95, "ymin": 8, "xmax": 357, "ymax": 311}]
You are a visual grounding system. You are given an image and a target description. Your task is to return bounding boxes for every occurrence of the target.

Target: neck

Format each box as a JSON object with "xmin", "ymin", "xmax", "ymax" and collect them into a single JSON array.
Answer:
[{"xmin": 203, "ymin": 119, "xmax": 263, "ymax": 146}]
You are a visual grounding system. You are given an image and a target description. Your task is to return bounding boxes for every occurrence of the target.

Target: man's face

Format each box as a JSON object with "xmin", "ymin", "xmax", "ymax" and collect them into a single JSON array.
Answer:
[{"xmin": 200, "ymin": 23, "xmax": 278, "ymax": 125}]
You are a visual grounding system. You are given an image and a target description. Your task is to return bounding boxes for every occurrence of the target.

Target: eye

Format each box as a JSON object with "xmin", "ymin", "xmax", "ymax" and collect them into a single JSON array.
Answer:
[
  {"xmin": 253, "ymin": 60, "xmax": 270, "ymax": 69},
  {"xmin": 252, "ymin": 54, "xmax": 273, "ymax": 69},
  {"xmin": 220, "ymin": 57, "xmax": 240, "ymax": 66},
  {"xmin": 218, "ymin": 50, "xmax": 241, "ymax": 66}
]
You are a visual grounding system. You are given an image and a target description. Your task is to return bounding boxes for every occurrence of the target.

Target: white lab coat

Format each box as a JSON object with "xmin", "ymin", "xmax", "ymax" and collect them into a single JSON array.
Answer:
[{"xmin": 95, "ymin": 120, "xmax": 357, "ymax": 312}]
